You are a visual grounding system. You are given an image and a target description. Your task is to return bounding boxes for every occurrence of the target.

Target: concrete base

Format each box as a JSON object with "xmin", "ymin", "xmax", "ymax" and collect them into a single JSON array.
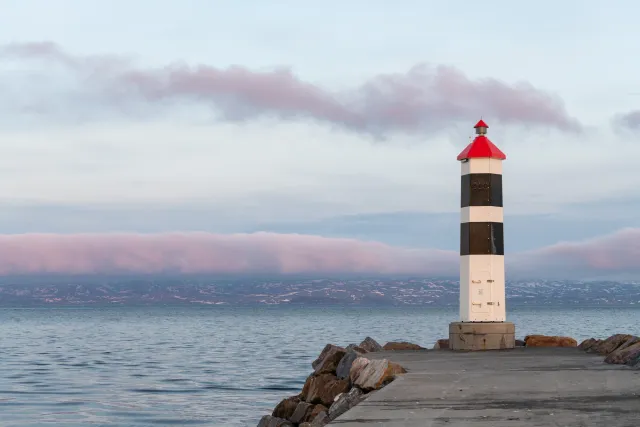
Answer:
[{"xmin": 449, "ymin": 321, "xmax": 515, "ymax": 351}]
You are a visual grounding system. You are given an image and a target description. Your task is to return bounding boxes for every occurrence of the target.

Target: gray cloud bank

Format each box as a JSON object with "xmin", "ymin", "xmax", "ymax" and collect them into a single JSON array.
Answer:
[
  {"xmin": 0, "ymin": 229, "xmax": 637, "ymax": 279},
  {"xmin": 614, "ymin": 110, "xmax": 640, "ymax": 131},
  {"xmin": 0, "ymin": 42, "xmax": 582, "ymax": 135}
]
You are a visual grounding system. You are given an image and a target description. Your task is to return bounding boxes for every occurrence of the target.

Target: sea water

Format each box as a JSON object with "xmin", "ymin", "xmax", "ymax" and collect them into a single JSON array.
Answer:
[{"xmin": 1, "ymin": 306, "xmax": 638, "ymax": 426}]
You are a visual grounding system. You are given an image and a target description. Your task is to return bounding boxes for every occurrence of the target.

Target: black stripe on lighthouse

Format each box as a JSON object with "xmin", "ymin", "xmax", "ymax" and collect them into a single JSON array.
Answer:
[
  {"xmin": 460, "ymin": 222, "xmax": 504, "ymax": 256},
  {"xmin": 461, "ymin": 173, "xmax": 503, "ymax": 207}
]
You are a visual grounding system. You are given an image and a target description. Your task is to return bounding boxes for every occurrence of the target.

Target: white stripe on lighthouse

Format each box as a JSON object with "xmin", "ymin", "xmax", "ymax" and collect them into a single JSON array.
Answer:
[
  {"xmin": 461, "ymin": 158, "xmax": 503, "ymax": 175},
  {"xmin": 460, "ymin": 206, "xmax": 504, "ymax": 223},
  {"xmin": 460, "ymin": 255, "xmax": 506, "ymax": 322}
]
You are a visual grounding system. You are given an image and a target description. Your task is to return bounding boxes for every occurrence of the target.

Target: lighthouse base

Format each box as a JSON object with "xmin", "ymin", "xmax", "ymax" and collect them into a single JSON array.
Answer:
[{"xmin": 449, "ymin": 322, "xmax": 515, "ymax": 351}]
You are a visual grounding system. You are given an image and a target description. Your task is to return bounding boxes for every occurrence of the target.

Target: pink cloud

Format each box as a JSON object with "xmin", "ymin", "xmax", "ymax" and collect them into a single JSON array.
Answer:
[
  {"xmin": 0, "ymin": 232, "xmax": 457, "ymax": 276},
  {"xmin": 0, "ymin": 229, "xmax": 639, "ymax": 278},
  {"xmin": 0, "ymin": 42, "xmax": 582, "ymax": 135},
  {"xmin": 510, "ymin": 228, "xmax": 640, "ymax": 279}
]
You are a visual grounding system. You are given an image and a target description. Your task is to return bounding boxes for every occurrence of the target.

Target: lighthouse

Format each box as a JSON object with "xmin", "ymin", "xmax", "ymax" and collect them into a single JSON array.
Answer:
[{"xmin": 449, "ymin": 120, "xmax": 515, "ymax": 351}]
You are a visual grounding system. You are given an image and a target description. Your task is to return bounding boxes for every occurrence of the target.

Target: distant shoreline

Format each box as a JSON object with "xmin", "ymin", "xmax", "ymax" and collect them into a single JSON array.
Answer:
[{"xmin": 2, "ymin": 278, "xmax": 639, "ymax": 307}]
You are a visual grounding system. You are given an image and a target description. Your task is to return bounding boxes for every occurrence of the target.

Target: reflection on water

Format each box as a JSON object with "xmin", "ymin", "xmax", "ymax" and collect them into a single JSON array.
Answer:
[{"xmin": 0, "ymin": 306, "xmax": 638, "ymax": 426}]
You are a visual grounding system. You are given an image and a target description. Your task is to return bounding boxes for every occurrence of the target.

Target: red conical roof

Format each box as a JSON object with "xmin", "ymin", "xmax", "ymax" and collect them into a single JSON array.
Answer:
[
  {"xmin": 474, "ymin": 119, "xmax": 489, "ymax": 128},
  {"xmin": 457, "ymin": 120, "xmax": 506, "ymax": 161}
]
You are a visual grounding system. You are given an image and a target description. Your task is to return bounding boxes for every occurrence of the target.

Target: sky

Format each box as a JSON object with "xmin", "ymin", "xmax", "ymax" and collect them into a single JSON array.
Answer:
[{"xmin": 0, "ymin": 0, "xmax": 639, "ymax": 279}]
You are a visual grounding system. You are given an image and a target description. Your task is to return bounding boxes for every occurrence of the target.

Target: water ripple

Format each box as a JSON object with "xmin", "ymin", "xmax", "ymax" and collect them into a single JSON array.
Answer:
[{"xmin": 1, "ymin": 305, "xmax": 639, "ymax": 426}]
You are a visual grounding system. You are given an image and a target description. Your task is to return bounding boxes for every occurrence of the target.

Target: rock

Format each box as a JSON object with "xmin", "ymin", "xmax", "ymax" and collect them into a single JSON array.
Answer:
[
  {"xmin": 314, "ymin": 345, "xmax": 346, "ymax": 375},
  {"xmin": 312, "ymin": 344, "xmax": 344, "ymax": 369},
  {"xmin": 289, "ymin": 402, "xmax": 328, "ymax": 424},
  {"xmin": 301, "ymin": 373, "xmax": 350, "ymax": 407},
  {"xmin": 328, "ymin": 387, "xmax": 365, "ymax": 420},
  {"xmin": 605, "ymin": 339, "xmax": 640, "ymax": 364},
  {"xmin": 515, "ymin": 339, "xmax": 525, "ymax": 347},
  {"xmin": 308, "ymin": 404, "xmax": 328, "ymax": 423},
  {"xmin": 300, "ymin": 424, "xmax": 311, "ymax": 427},
  {"xmin": 591, "ymin": 334, "xmax": 634, "ymax": 355},
  {"xmin": 351, "ymin": 358, "xmax": 407, "ymax": 392},
  {"xmin": 524, "ymin": 335, "xmax": 577, "ymax": 347},
  {"xmin": 383, "ymin": 341, "xmax": 425, "ymax": 351},
  {"xmin": 310, "ymin": 411, "xmax": 330, "ymax": 426},
  {"xmin": 271, "ymin": 395, "xmax": 300, "ymax": 419},
  {"xmin": 433, "ymin": 339, "xmax": 449, "ymax": 349},
  {"xmin": 625, "ymin": 347, "xmax": 640, "ymax": 366},
  {"xmin": 348, "ymin": 357, "xmax": 370, "ymax": 383},
  {"xmin": 359, "ymin": 336, "xmax": 383, "ymax": 352},
  {"xmin": 578, "ymin": 337, "xmax": 599, "ymax": 351},
  {"xmin": 613, "ymin": 336, "xmax": 640, "ymax": 351},
  {"xmin": 289, "ymin": 402, "xmax": 313, "ymax": 424},
  {"xmin": 256, "ymin": 415, "xmax": 293, "ymax": 427},
  {"xmin": 336, "ymin": 349, "xmax": 360, "ymax": 380},
  {"xmin": 345, "ymin": 343, "xmax": 367, "ymax": 354}
]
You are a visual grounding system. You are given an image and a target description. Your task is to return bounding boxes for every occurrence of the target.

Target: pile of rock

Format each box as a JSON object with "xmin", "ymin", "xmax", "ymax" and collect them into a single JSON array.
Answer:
[
  {"xmin": 257, "ymin": 337, "xmax": 423, "ymax": 427},
  {"xmin": 579, "ymin": 334, "xmax": 640, "ymax": 367}
]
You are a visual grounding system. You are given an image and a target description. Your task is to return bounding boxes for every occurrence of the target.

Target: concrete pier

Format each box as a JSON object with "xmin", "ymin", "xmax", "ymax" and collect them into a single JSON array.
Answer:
[{"xmin": 330, "ymin": 348, "xmax": 639, "ymax": 426}]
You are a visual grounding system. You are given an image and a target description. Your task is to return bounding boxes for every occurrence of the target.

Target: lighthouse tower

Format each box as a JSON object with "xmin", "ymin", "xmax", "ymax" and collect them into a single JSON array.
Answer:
[{"xmin": 449, "ymin": 120, "xmax": 515, "ymax": 351}]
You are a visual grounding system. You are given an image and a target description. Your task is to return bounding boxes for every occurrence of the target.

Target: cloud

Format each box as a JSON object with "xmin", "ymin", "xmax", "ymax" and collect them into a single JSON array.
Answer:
[
  {"xmin": 0, "ymin": 42, "xmax": 582, "ymax": 135},
  {"xmin": 613, "ymin": 110, "xmax": 640, "ymax": 131},
  {"xmin": 0, "ymin": 228, "xmax": 638, "ymax": 279},
  {"xmin": 510, "ymin": 228, "xmax": 640, "ymax": 279},
  {"xmin": 0, "ymin": 232, "xmax": 457, "ymax": 276}
]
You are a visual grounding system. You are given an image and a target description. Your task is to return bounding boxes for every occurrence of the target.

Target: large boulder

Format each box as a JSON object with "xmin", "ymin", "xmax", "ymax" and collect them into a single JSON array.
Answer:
[
  {"xmin": 578, "ymin": 337, "xmax": 600, "ymax": 351},
  {"xmin": 289, "ymin": 402, "xmax": 328, "ymax": 424},
  {"xmin": 289, "ymin": 402, "xmax": 313, "ymax": 424},
  {"xmin": 383, "ymin": 341, "xmax": 425, "ymax": 351},
  {"xmin": 605, "ymin": 338, "xmax": 640, "ymax": 364},
  {"xmin": 625, "ymin": 348, "xmax": 640, "ymax": 366},
  {"xmin": 256, "ymin": 415, "xmax": 294, "ymax": 427},
  {"xmin": 359, "ymin": 337, "xmax": 383, "ymax": 352},
  {"xmin": 308, "ymin": 404, "xmax": 328, "ymax": 423},
  {"xmin": 313, "ymin": 346, "xmax": 346, "ymax": 375},
  {"xmin": 524, "ymin": 335, "xmax": 577, "ymax": 347},
  {"xmin": 271, "ymin": 395, "xmax": 300, "ymax": 420},
  {"xmin": 433, "ymin": 339, "xmax": 449, "ymax": 349},
  {"xmin": 310, "ymin": 411, "xmax": 330, "ymax": 426},
  {"xmin": 348, "ymin": 357, "xmax": 370, "ymax": 382},
  {"xmin": 301, "ymin": 373, "xmax": 350, "ymax": 407},
  {"xmin": 336, "ymin": 349, "xmax": 360, "ymax": 380},
  {"xmin": 345, "ymin": 343, "xmax": 367, "ymax": 354},
  {"xmin": 350, "ymin": 358, "xmax": 407, "ymax": 392},
  {"xmin": 328, "ymin": 387, "xmax": 365, "ymax": 420},
  {"xmin": 591, "ymin": 334, "xmax": 634, "ymax": 355},
  {"xmin": 312, "ymin": 344, "xmax": 345, "ymax": 369},
  {"xmin": 612, "ymin": 336, "xmax": 639, "ymax": 352}
]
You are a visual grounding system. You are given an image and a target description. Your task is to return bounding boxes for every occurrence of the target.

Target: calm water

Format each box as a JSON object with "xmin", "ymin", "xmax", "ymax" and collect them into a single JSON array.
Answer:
[{"xmin": 1, "ymin": 306, "xmax": 639, "ymax": 427}]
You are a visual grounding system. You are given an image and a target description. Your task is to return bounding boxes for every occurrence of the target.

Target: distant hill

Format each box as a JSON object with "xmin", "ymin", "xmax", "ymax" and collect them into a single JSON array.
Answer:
[{"xmin": 1, "ymin": 277, "xmax": 639, "ymax": 307}]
